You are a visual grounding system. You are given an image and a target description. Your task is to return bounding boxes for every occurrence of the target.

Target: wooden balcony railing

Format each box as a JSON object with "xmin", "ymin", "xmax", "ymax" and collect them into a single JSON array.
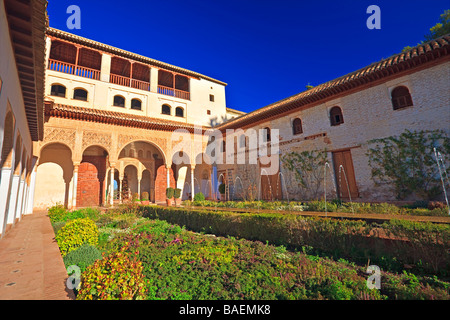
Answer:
[
  {"xmin": 109, "ymin": 74, "xmax": 151, "ymax": 92},
  {"xmin": 48, "ymin": 59, "xmax": 100, "ymax": 80},
  {"xmin": 157, "ymin": 85, "xmax": 190, "ymax": 100},
  {"xmin": 110, "ymin": 74, "xmax": 130, "ymax": 87},
  {"xmin": 131, "ymin": 79, "xmax": 151, "ymax": 91}
]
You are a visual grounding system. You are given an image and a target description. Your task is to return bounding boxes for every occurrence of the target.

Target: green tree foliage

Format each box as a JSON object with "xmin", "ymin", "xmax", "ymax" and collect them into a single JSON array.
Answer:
[
  {"xmin": 366, "ymin": 130, "xmax": 450, "ymax": 200},
  {"xmin": 424, "ymin": 9, "xmax": 450, "ymax": 41}
]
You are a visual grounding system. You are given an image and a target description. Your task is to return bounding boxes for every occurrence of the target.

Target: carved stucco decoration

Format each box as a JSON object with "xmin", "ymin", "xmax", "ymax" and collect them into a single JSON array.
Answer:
[
  {"xmin": 41, "ymin": 127, "xmax": 76, "ymax": 150},
  {"xmin": 82, "ymin": 131, "xmax": 112, "ymax": 150}
]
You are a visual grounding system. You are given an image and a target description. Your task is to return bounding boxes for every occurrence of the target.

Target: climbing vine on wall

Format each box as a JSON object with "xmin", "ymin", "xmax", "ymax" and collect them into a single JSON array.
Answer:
[
  {"xmin": 281, "ymin": 149, "xmax": 328, "ymax": 200},
  {"xmin": 366, "ymin": 129, "xmax": 450, "ymax": 200}
]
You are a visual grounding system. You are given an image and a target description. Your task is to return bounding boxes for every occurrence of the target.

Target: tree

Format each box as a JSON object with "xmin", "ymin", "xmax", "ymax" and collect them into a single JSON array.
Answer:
[
  {"xmin": 366, "ymin": 130, "xmax": 450, "ymax": 200},
  {"xmin": 424, "ymin": 9, "xmax": 450, "ymax": 41}
]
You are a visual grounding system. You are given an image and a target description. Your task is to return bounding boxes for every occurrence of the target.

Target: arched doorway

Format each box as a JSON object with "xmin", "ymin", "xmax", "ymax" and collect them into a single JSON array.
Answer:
[
  {"xmin": 118, "ymin": 140, "xmax": 169, "ymax": 203},
  {"xmin": 34, "ymin": 143, "xmax": 73, "ymax": 208},
  {"xmin": 77, "ymin": 145, "xmax": 108, "ymax": 207}
]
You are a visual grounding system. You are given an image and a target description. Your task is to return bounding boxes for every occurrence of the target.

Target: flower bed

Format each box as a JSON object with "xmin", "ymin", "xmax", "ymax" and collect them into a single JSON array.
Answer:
[{"xmin": 48, "ymin": 205, "xmax": 450, "ymax": 300}]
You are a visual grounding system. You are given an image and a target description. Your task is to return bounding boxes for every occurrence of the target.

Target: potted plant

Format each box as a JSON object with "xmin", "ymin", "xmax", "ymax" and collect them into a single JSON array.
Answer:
[
  {"xmin": 141, "ymin": 192, "xmax": 149, "ymax": 205},
  {"xmin": 166, "ymin": 187, "xmax": 174, "ymax": 206},
  {"xmin": 218, "ymin": 183, "xmax": 226, "ymax": 201},
  {"xmin": 132, "ymin": 192, "xmax": 140, "ymax": 203},
  {"xmin": 173, "ymin": 188, "xmax": 182, "ymax": 206}
]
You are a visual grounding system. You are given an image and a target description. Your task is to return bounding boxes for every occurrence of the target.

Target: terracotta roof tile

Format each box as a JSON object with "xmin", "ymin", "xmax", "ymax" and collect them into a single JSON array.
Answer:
[{"xmin": 46, "ymin": 104, "xmax": 208, "ymax": 133}]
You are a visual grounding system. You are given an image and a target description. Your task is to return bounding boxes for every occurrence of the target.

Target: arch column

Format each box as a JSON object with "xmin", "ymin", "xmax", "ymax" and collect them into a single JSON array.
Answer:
[
  {"xmin": 166, "ymin": 163, "xmax": 171, "ymax": 188},
  {"xmin": 190, "ymin": 164, "xmax": 195, "ymax": 200},
  {"xmin": 71, "ymin": 163, "xmax": 80, "ymax": 209},
  {"xmin": 137, "ymin": 170, "xmax": 142, "ymax": 200},
  {"xmin": 25, "ymin": 157, "xmax": 38, "ymax": 215},
  {"xmin": 119, "ymin": 172, "xmax": 124, "ymax": 204},
  {"xmin": 109, "ymin": 165, "xmax": 115, "ymax": 206}
]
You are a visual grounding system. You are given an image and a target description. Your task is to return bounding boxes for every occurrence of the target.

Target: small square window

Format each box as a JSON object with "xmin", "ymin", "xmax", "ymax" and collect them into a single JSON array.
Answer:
[
  {"xmin": 209, "ymin": 94, "xmax": 214, "ymax": 102},
  {"xmin": 207, "ymin": 110, "xmax": 211, "ymax": 115}
]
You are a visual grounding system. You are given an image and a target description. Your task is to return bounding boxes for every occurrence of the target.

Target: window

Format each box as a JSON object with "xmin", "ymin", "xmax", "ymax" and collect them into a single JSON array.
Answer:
[
  {"xmin": 175, "ymin": 107, "xmax": 184, "ymax": 117},
  {"xmin": 209, "ymin": 94, "xmax": 215, "ymax": 102},
  {"xmin": 292, "ymin": 118, "xmax": 303, "ymax": 135},
  {"xmin": 330, "ymin": 107, "xmax": 344, "ymax": 126},
  {"xmin": 161, "ymin": 104, "xmax": 171, "ymax": 115},
  {"xmin": 391, "ymin": 86, "xmax": 413, "ymax": 110},
  {"xmin": 73, "ymin": 88, "xmax": 88, "ymax": 101},
  {"xmin": 207, "ymin": 110, "xmax": 211, "ymax": 115},
  {"xmin": 263, "ymin": 127, "xmax": 271, "ymax": 142},
  {"xmin": 113, "ymin": 95, "xmax": 125, "ymax": 107},
  {"xmin": 131, "ymin": 99, "xmax": 142, "ymax": 110},
  {"xmin": 50, "ymin": 84, "xmax": 66, "ymax": 97}
]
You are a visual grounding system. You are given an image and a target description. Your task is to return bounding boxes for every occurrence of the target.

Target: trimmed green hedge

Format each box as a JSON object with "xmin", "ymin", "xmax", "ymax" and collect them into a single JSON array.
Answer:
[{"xmin": 140, "ymin": 206, "xmax": 450, "ymax": 276}]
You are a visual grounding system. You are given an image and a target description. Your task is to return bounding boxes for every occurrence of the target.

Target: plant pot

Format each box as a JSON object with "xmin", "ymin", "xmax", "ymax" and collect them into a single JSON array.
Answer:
[
  {"xmin": 174, "ymin": 198, "xmax": 181, "ymax": 206},
  {"xmin": 166, "ymin": 198, "xmax": 173, "ymax": 206},
  {"xmin": 141, "ymin": 200, "xmax": 149, "ymax": 205}
]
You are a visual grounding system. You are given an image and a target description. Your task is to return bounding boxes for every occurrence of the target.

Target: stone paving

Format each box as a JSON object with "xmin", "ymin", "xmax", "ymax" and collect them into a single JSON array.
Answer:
[{"xmin": 0, "ymin": 211, "xmax": 75, "ymax": 300}]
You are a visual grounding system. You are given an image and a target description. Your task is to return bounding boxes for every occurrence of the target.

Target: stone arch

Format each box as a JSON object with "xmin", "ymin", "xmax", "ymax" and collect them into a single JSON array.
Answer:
[
  {"xmin": 1, "ymin": 111, "xmax": 15, "ymax": 169},
  {"xmin": 117, "ymin": 139, "xmax": 167, "ymax": 202},
  {"xmin": 194, "ymin": 152, "xmax": 212, "ymax": 199},
  {"xmin": 118, "ymin": 139, "xmax": 167, "ymax": 165},
  {"xmin": 123, "ymin": 164, "xmax": 139, "ymax": 200},
  {"xmin": 35, "ymin": 142, "xmax": 74, "ymax": 209},
  {"xmin": 171, "ymin": 151, "xmax": 191, "ymax": 200},
  {"xmin": 77, "ymin": 145, "xmax": 109, "ymax": 207}
]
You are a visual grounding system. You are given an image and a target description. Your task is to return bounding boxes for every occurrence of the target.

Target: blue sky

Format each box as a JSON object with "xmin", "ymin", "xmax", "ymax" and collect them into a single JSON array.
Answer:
[{"xmin": 47, "ymin": 0, "xmax": 449, "ymax": 113}]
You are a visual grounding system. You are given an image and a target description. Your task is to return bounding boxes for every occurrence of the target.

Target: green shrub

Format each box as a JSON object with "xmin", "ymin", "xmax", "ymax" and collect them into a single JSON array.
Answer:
[
  {"xmin": 383, "ymin": 219, "xmax": 450, "ymax": 273},
  {"xmin": 132, "ymin": 193, "xmax": 140, "ymax": 201},
  {"xmin": 76, "ymin": 245, "xmax": 147, "ymax": 300},
  {"xmin": 96, "ymin": 212, "xmax": 139, "ymax": 229},
  {"xmin": 48, "ymin": 204, "xmax": 68, "ymax": 223},
  {"xmin": 173, "ymin": 188, "xmax": 181, "ymax": 199},
  {"xmin": 141, "ymin": 192, "xmax": 149, "ymax": 201},
  {"xmin": 218, "ymin": 183, "xmax": 226, "ymax": 194},
  {"xmin": 193, "ymin": 192, "xmax": 205, "ymax": 202},
  {"xmin": 56, "ymin": 218, "xmax": 99, "ymax": 256},
  {"xmin": 63, "ymin": 244, "xmax": 103, "ymax": 273},
  {"xmin": 64, "ymin": 207, "xmax": 100, "ymax": 222},
  {"xmin": 166, "ymin": 187, "xmax": 174, "ymax": 199},
  {"xmin": 52, "ymin": 221, "xmax": 66, "ymax": 234}
]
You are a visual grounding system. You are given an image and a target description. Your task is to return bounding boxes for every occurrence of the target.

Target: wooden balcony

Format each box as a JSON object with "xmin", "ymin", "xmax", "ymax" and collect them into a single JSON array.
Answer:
[
  {"xmin": 48, "ymin": 59, "xmax": 100, "ymax": 80},
  {"xmin": 157, "ymin": 85, "xmax": 190, "ymax": 100},
  {"xmin": 110, "ymin": 74, "xmax": 151, "ymax": 91}
]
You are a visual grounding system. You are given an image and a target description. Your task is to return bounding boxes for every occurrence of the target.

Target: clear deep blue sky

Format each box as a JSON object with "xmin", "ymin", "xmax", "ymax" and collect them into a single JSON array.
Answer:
[{"xmin": 47, "ymin": 0, "xmax": 449, "ymax": 113}]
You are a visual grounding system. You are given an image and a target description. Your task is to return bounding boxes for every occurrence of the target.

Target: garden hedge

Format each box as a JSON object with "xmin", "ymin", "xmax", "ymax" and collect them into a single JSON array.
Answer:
[{"xmin": 140, "ymin": 206, "xmax": 450, "ymax": 276}]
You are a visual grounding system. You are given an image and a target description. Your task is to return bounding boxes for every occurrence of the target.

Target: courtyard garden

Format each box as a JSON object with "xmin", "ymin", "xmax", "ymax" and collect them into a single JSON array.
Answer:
[{"xmin": 47, "ymin": 202, "xmax": 450, "ymax": 300}]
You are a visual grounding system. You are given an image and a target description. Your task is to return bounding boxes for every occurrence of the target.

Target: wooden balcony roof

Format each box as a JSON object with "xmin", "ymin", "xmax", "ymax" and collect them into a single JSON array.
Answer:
[
  {"xmin": 4, "ymin": 0, "xmax": 48, "ymax": 141},
  {"xmin": 45, "ymin": 103, "xmax": 209, "ymax": 133}
]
